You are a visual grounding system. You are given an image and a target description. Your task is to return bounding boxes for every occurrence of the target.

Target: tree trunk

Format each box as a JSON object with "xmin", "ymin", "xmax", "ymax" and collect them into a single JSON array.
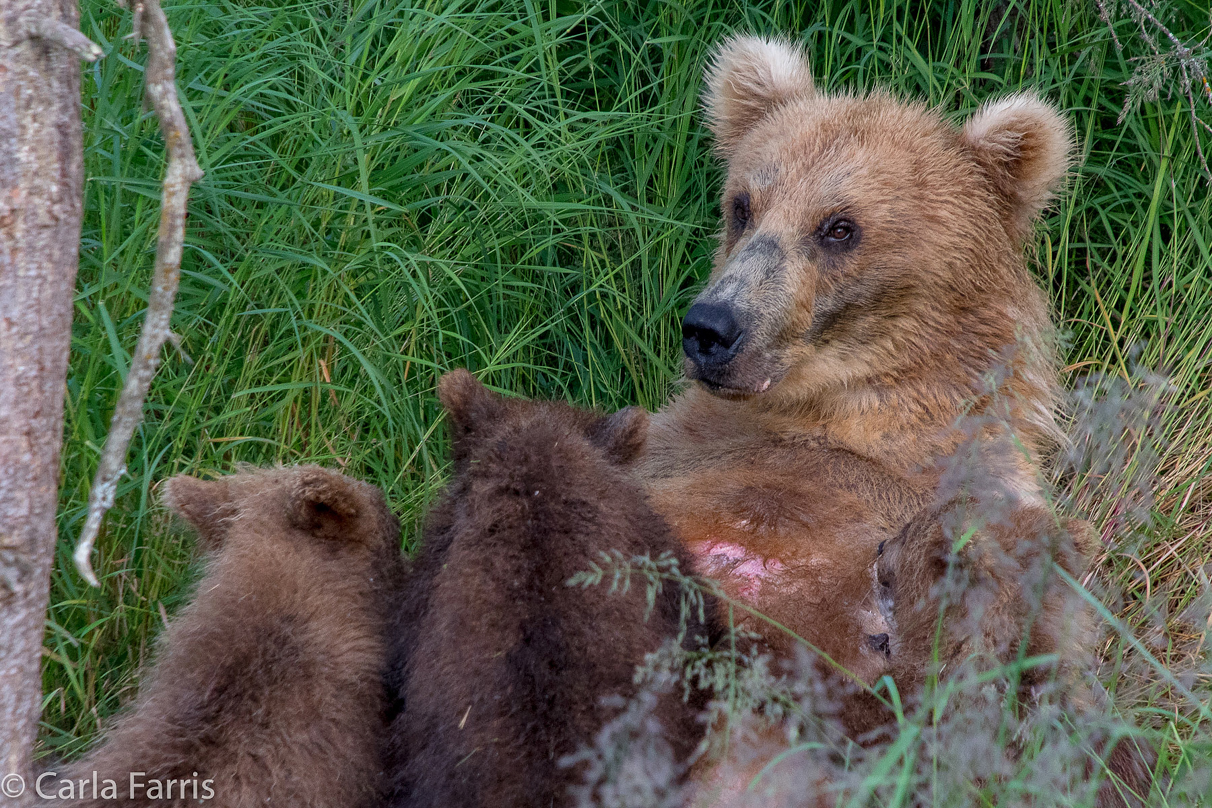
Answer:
[{"xmin": 0, "ymin": 0, "xmax": 84, "ymax": 800}]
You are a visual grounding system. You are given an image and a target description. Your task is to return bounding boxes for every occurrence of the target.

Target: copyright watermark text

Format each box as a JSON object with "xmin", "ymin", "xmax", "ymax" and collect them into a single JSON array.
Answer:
[
  {"xmin": 1, "ymin": 771, "xmax": 215, "ymax": 801},
  {"xmin": 2, "ymin": 774, "xmax": 25, "ymax": 798}
]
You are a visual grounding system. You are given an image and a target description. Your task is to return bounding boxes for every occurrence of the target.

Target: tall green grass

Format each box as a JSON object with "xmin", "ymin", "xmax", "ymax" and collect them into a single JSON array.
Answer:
[{"xmin": 46, "ymin": 0, "xmax": 1211, "ymax": 793}]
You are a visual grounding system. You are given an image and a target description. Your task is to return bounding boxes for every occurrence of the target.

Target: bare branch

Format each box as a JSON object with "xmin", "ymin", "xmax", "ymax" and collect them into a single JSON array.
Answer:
[
  {"xmin": 74, "ymin": 0, "xmax": 202, "ymax": 586},
  {"xmin": 115, "ymin": 0, "xmax": 147, "ymax": 45},
  {"xmin": 14, "ymin": 12, "xmax": 104, "ymax": 61}
]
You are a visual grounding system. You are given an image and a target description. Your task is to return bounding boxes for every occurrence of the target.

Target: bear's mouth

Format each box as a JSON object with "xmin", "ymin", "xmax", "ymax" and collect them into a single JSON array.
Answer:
[
  {"xmin": 683, "ymin": 340, "xmax": 789, "ymax": 399},
  {"xmin": 698, "ymin": 377, "xmax": 772, "ymax": 398},
  {"xmin": 691, "ymin": 362, "xmax": 788, "ymax": 399}
]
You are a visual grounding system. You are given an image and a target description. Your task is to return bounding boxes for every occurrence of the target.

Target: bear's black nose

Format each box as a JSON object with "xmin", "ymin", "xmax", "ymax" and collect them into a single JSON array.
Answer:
[
  {"xmin": 682, "ymin": 302, "xmax": 743, "ymax": 367},
  {"xmin": 868, "ymin": 633, "xmax": 891, "ymax": 658}
]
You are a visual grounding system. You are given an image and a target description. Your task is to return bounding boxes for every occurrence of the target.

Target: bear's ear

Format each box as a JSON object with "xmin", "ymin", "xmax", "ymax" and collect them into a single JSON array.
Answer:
[
  {"xmin": 162, "ymin": 475, "xmax": 236, "ymax": 552},
  {"xmin": 586, "ymin": 406, "xmax": 649, "ymax": 465},
  {"xmin": 288, "ymin": 466, "xmax": 366, "ymax": 541},
  {"xmin": 704, "ymin": 35, "xmax": 815, "ymax": 156},
  {"xmin": 437, "ymin": 369, "xmax": 504, "ymax": 456},
  {"xmin": 1063, "ymin": 517, "xmax": 1100, "ymax": 561},
  {"xmin": 960, "ymin": 93, "xmax": 1073, "ymax": 240}
]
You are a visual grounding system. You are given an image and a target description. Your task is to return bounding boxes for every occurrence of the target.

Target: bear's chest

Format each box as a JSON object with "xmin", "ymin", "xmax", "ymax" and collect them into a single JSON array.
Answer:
[{"xmin": 642, "ymin": 449, "xmax": 928, "ymax": 679}]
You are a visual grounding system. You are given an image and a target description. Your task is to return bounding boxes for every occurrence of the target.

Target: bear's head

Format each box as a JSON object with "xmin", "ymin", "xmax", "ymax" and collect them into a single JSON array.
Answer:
[
  {"xmin": 436, "ymin": 369, "xmax": 648, "ymax": 472},
  {"xmin": 162, "ymin": 465, "xmax": 399, "ymax": 555},
  {"xmin": 681, "ymin": 36, "xmax": 1071, "ymax": 422}
]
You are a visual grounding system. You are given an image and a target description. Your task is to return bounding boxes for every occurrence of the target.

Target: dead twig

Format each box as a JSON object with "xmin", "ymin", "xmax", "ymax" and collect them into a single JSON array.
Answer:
[
  {"xmin": 13, "ymin": 12, "xmax": 104, "ymax": 61},
  {"xmin": 74, "ymin": 0, "xmax": 202, "ymax": 586}
]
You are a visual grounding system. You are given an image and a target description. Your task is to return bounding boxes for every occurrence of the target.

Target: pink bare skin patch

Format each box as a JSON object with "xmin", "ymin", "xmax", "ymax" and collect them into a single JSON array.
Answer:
[{"xmin": 691, "ymin": 540, "xmax": 785, "ymax": 599}]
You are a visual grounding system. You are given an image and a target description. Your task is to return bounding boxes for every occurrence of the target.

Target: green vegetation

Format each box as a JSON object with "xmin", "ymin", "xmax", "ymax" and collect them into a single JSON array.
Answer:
[{"xmin": 47, "ymin": 0, "xmax": 1211, "ymax": 801}]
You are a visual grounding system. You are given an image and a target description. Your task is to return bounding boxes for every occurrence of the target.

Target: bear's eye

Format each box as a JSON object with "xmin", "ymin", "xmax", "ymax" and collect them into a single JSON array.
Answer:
[
  {"xmin": 822, "ymin": 219, "xmax": 856, "ymax": 244},
  {"xmin": 731, "ymin": 193, "xmax": 751, "ymax": 229}
]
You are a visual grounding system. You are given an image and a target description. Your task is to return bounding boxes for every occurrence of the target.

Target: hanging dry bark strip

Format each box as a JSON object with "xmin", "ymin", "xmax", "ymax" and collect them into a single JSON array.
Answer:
[{"xmin": 74, "ymin": 0, "xmax": 202, "ymax": 586}]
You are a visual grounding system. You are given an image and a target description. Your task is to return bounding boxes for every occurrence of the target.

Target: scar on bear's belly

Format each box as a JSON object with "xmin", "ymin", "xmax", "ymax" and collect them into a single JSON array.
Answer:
[{"xmin": 690, "ymin": 540, "xmax": 785, "ymax": 599}]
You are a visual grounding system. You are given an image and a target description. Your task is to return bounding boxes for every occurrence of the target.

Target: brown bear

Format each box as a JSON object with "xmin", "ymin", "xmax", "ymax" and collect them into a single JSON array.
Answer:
[
  {"xmin": 52, "ymin": 466, "xmax": 404, "ymax": 808},
  {"xmin": 630, "ymin": 33, "xmax": 1140, "ymax": 801},
  {"xmin": 385, "ymin": 369, "xmax": 716, "ymax": 808},
  {"xmin": 50, "ymin": 32, "xmax": 1140, "ymax": 808},
  {"xmin": 382, "ymin": 370, "xmax": 712, "ymax": 808},
  {"xmin": 875, "ymin": 496, "xmax": 1097, "ymax": 696},
  {"xmin": 875, "ymin": 499, "xmax": 1155, "ymax": 808},
  {"xmin": 636, "ymin": 32, "xmax": 1080, "ymax": 701}
]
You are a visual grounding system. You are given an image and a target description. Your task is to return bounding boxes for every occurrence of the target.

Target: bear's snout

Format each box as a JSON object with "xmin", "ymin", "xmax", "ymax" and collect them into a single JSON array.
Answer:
[{"xmin": 682, "ymin": 301, "xmax": 744, "ymax": 370}]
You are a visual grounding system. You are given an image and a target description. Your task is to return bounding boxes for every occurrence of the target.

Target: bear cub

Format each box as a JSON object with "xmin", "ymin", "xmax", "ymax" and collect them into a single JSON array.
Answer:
[
  {"xmin": 874, "ymin": 501, "xmax": 1155, "ymax": 808},
  {"xmin": 386, "ymin": 370, "xmax": 715, "ymax": 808},
  {"xmin": 57, "ymin": 466, "xmax": 404, "ymax": 808}
]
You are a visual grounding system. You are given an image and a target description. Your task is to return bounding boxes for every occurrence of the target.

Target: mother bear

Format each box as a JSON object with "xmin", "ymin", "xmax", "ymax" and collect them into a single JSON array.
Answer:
[{"xmin": 638, "ymin": 34, "xmax": 1082, "ymax": 685}]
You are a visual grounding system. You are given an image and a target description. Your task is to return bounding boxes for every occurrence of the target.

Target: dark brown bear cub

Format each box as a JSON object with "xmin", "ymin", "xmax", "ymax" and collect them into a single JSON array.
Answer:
[
  {"xmin": 387, "ymin": 370, "xmax": 714, "ymax": 808},
  {"xmin": 57, "ymin": 466, "xmax": 404, "ymax": 808}
]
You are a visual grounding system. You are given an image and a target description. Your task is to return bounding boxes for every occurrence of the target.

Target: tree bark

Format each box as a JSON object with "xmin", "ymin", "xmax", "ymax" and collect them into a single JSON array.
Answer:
[{"xmin": 0, "ymin": 0, "xmax": 85, "ymax": 800}]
